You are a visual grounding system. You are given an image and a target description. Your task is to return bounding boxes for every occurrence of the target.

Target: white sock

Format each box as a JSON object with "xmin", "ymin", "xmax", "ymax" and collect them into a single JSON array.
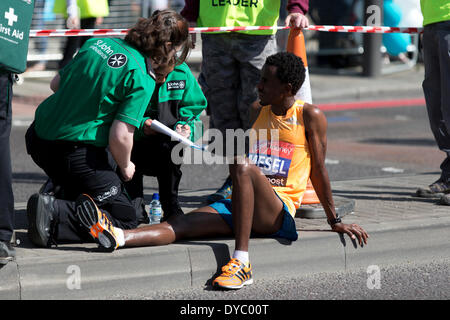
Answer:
[
  {"xmin": 232, "ymin": 250, "xmax": 249, "ymax": 265},
  {"xmin": 115, "ymin": 227, "xmax": 125, "ymax": 247}
]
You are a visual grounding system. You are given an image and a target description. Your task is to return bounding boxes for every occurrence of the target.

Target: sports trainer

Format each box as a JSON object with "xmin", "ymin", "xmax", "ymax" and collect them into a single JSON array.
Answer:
[{"xmin": 25, "ymin": 10, "xmax": 192, "ymax": 247}]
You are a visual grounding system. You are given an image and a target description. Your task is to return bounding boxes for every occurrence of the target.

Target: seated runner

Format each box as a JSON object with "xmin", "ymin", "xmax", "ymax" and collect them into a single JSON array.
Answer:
[{"xmin": 74, "ymin": 52, "xmax": 369, "ymax": 290}]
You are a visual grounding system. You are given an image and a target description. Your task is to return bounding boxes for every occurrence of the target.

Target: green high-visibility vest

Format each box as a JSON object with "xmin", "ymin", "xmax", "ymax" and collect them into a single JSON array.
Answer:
[
  {"xmin": 53, "ymin": 0, "xmax": 109, "ymax": 19},
  {"xmin": 198, "ymin": 0, "xmax": 281, "ymax": 35},
  {"xmin": 420, "ymin": 0, "xmax": 450, "ymax": 26},
  {"xmin": 0, "ymin": 0, "xmax": 35, "ymax": 74}
]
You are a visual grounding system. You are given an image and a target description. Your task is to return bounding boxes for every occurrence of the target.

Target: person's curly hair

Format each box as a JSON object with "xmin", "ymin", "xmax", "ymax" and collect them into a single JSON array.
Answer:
[
  {"xmin": 125, "ymin": 10, "xmax": 191, "ymax": 66},
  {"xmin": 265, "ymin": 52, "xmax": 306, "ymax": 94}
]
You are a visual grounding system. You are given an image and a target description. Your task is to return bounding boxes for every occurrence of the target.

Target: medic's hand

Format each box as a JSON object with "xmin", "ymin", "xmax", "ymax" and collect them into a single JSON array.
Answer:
[
  {"xmin": 176, "ymin": 123, "xmax": 191, "ymax": 139},
  {"xmin": 285, "ymin": 13, "xmax": 309, "ymax": 29},
  {"xmin": 143, "ymin": 119, "xmax": 157, "ymax": 136}
]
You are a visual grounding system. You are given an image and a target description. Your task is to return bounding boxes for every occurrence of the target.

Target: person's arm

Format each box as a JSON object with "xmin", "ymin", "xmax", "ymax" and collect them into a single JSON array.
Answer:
[
  {"xmin": 287, "ymin": 0, "xmax": 309, "ymax": 15},
  {"xmin": 66, "ymin": 0, "xmax": 80, "ymax": 28},
  {"xmin": 303, "ymin": 103, "xmax": 368, "ymax": 246},
  {"xmin": 180, "ymin": 0, "xmax": 199, "ymax": 47},
  {"xmin": 180, "ymin": 0, "xmax": 199, "ymax": 23},
  {"xmin": 109, "ymin": 120, "xmax": 136, "ymax": 182},
  {"xmin": 285, "ymin": 0, "xmax": 309, "ymax": 28},
  {"xmin": 173, "ymin": 66, "xmax": 207, "ymax": 141}
]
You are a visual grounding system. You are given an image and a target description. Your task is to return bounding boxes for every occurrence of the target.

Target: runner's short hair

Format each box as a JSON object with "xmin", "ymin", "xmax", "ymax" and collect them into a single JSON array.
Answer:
[{"xmin": 265, "ymin": 52, "xmax": 306, "ymax": 94}]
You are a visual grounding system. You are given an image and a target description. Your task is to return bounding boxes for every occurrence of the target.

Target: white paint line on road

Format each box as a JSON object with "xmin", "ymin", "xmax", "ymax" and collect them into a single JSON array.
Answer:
[
  {"xmin": 325, "ymin": 158, "xmax": 340, "ymax": 165},
  {"xmin": 13, "ymin": 119, "xmax": 33, "ymax": 127},
  {"xmin": 382, "ymin": 167, "xmax": 405, "ymax": 173}
]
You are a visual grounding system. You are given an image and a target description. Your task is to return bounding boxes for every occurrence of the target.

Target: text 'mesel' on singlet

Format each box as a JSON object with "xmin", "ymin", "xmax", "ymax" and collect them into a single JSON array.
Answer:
[{"xmin": 249, "ymin": 100, "xmax": 311, "ymax": 217}]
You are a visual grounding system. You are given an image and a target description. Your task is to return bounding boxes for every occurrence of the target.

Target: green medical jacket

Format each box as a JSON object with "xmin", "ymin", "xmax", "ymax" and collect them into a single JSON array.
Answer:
[{"xmin": 136, "ymin": 63, "xmax": 207, "ymax": 143}]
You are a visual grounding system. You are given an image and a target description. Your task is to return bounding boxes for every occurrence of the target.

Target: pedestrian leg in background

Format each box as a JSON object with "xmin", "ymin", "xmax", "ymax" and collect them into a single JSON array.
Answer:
[
  {"xmin": 27, "ymin": 0, "xmax": 50, "ymax": 72},
  {"xmin": 126, "ymin": 137, "xmax": 184, "ymax": 222},
  {"xmin": 417, "ymin": 21, "xmax": 450, "ymax": 201},
  {"xmin": 59, "ymin": 17, "xmax": 96, "ymax": 69},
  {"xmin": 200, "ymin": 34, "xmax": 239, "ymax": 204},
  {"xmin": 0, "ymin": 73, "xmax": 16, "ymax": 264},
  {"xmin": 202, "ymin": 33, "xmax": 277, "ymax": 204}
]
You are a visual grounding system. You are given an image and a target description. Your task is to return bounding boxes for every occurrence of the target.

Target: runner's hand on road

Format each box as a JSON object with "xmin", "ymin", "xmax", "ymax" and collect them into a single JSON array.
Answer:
[{"xmin": 332, "ymin": 223, "xmax": 369, "ymax": 246}]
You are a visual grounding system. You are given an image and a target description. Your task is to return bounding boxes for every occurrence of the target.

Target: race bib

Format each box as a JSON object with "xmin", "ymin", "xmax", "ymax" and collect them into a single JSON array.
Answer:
[{"xmin": 248, "ymin": 140, "xmax": 295, "ymax": 187}]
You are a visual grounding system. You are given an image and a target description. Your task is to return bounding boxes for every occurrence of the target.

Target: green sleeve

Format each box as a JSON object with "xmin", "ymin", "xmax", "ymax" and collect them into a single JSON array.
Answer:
[
  {"xmin": 173, "ymin": 67, "xmax": 207, "ymax": 142},
  {"xmin": 115, "ymin": 70, "xmax": 155, "ymax": 129}
]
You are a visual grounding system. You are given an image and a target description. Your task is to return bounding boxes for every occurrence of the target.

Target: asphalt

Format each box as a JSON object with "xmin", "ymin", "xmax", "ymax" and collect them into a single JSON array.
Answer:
[{"xmin": 2, "ymin": 58, "xmax": 449, "ymax": 300}]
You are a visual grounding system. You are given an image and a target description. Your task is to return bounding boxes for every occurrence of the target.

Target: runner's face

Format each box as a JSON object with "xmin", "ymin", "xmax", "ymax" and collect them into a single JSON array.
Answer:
[{"xmin": 257, "ymin": 65, "xmax": 285, "ymax": 106}]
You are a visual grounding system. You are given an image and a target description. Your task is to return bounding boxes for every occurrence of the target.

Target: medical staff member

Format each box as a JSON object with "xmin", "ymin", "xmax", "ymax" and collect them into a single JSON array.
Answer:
[{"xmin": 25, "ymin": 10, "xmax": 192, "ymax": 247}]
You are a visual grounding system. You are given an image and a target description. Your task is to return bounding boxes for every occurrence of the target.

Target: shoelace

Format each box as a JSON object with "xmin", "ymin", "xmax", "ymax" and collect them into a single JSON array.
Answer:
[{"xmin": 221, "ymin": 259, "xmax": 242, "ymax": 276}]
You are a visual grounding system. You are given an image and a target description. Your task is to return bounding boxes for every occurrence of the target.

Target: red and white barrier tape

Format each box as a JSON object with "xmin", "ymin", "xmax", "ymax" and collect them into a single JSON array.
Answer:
[
  {"xmin": 30, "ymin": 28, "xmax": 129, "ymax": 37},
  {"xmin": 29, "ymin": 25, "xmax": 423, "ymax": 37},
  {"xmin": 305, "ymin": 25, "xmax": 422, "ymax": 33}
]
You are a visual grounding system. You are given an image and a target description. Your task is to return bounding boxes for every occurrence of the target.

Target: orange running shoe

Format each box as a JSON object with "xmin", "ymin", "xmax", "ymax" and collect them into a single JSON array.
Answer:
[
  {"xmin": 75, "ymin": 194, "xmax": 119, "ymax": 252},
  {"xmin": 212, "ymin": 258, "xmax": 253, "ymax": 289}
]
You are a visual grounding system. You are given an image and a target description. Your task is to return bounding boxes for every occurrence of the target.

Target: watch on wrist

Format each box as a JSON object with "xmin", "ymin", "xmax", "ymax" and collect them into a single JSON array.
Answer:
[{"xmin": 328, "ymin": 214, "xmax": 342, "ymax": 226}]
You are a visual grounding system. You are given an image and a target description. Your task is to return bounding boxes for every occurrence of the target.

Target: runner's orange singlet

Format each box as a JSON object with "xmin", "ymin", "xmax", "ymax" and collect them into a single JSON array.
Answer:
[{"xmin": 249, "ymin": 100, "xmax": 311, "ymax": 216}]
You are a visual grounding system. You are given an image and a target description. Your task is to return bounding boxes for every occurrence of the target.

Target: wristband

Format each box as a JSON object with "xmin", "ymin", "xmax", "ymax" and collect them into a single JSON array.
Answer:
[{"xmin": 327, "ymin": 214, "xmax": 342, "ymax": 226}]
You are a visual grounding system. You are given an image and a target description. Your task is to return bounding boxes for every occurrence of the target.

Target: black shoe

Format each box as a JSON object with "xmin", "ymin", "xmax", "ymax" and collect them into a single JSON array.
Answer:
[
  {"xmin": 415, "ymin": 179, "xmax": 450, "ymax": 198},
  {"xmin": 160, "ymin": 207, "xmax": 184, "ymax": 222},
  {"xmin": 132, "ymin": 197, "xmax": 150, "ymax": 225},
  {"xmin": 439, "ymin": 194, "xmax": 450, "ymax": 206},
  {"xmin": 206, "ymin": 176, "xmax": 233, "ymax": 204},
  {"xmin": 0, "ymin": 240, "xmax": 16, "ymax": 265},
  {"xmin": 27, "ymin": 193, "xmax": 57, "ymax": 248},
  {"xmin": 39, "ymin": 178, "xmax": 64, "ymax": 199}
]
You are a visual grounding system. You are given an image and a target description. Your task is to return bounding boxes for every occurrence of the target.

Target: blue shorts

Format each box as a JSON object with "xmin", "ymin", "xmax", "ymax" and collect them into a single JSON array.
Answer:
[{"xmin": 208, "ymin": 198, "xmax": 298, "ymax": 242}]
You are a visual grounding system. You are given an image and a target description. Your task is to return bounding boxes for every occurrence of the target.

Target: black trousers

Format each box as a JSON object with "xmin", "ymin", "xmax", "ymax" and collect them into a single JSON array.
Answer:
[
  {"xmin": 125, "ymin": 135, "xmax": 184, "ymax": 220},
  {"xmin": 422, "ymin": 21, "xmax": 450, "ymax": 182},
  {"xmin": 0, "ymin": 73, "xmax": 14, "ymax": 242},
  {"xmin": 26, "ymin": 125, "xmax": 138, "ymax": 243}
]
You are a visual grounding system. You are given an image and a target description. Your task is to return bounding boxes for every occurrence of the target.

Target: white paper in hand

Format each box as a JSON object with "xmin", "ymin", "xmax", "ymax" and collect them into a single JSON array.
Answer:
[{"xmin": 150, "ymin": 120, "xmax": 205, "ymax": 151}]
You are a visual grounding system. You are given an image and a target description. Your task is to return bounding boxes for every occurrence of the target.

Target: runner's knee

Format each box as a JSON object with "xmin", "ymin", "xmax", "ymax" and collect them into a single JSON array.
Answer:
[{"xmin": 229, "ymin": 159, "xmax": 257, "ymax": 179}]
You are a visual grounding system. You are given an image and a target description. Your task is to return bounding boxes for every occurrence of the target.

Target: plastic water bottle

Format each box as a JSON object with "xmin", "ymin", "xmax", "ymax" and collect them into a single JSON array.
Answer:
[{"xmin": 150, "ymin": 193, "xmax": 162, "ymax": 224}]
